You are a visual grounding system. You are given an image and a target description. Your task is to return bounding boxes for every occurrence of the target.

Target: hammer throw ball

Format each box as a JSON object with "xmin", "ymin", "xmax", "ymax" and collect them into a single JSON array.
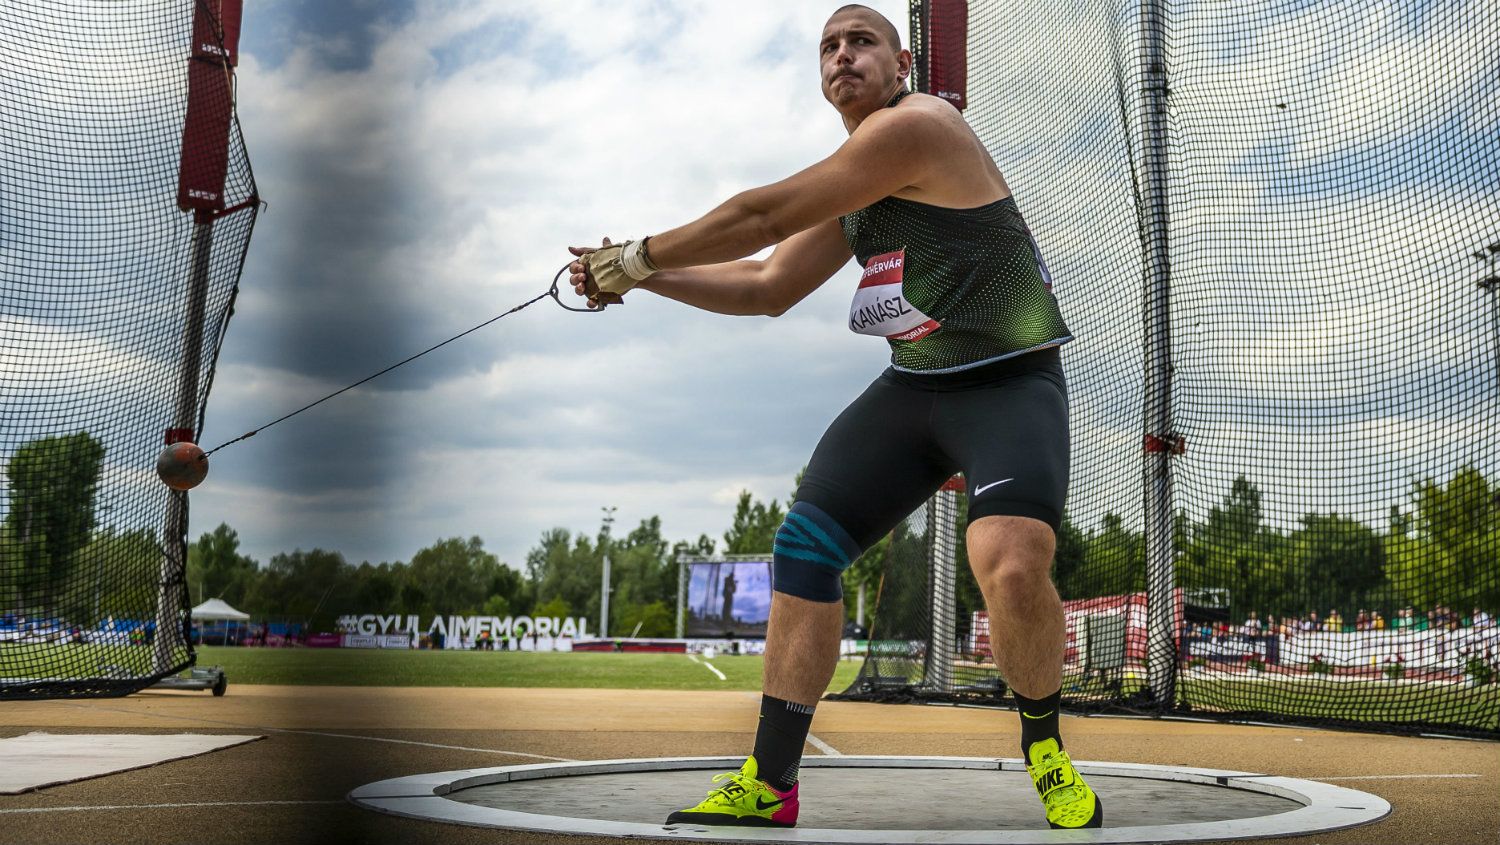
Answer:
[{"xmin": 156, "ymin": 441, "xmax": 209, "ymax": 490}]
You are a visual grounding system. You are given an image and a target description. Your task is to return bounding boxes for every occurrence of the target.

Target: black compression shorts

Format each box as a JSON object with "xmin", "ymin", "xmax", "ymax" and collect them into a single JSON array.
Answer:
[{"xmin": 793, "ymin": 347, "xmax": 1069, "ymax": 552}]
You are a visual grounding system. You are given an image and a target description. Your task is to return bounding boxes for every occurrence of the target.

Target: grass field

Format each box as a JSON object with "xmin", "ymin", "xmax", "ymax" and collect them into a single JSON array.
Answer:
[
  {"xmin": 192, "ymin": 646, "xmax": 868, "ymax": 693},
  {"xmin": 1, "ymin": 643, "xmax": 159, "ymax": 678},
  {"xmin": 187, "ymin": 648, "xmax": 1495, "ymax": 730},
  {"xmin": 7, "ymin": 642, "xmax": 1495, "ymax": 732}
]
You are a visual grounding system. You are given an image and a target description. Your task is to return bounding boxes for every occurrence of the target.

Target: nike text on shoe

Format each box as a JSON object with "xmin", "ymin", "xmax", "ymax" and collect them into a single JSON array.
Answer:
[
  {"xmin": 665, "ymin": 755, "xmax": 799, "ymax": 828},
  {"xmin": 1025, "ymin": 738, "xmax": 1103, "ymax": 829}
]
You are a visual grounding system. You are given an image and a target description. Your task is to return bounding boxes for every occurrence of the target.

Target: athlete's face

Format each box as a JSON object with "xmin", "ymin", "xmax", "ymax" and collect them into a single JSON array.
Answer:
[{"xmin": 819, "ymin": 11, "xmax": 910, "ymax": 117}]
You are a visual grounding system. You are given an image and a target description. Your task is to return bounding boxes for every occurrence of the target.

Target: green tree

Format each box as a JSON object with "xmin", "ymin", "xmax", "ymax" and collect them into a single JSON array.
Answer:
[
  {"xmin": 74, "ymin": 527, "xmax": 159, "ymax": 624},
  {"xmin": 186, "ymin": 523, "xmax": 258, "ymax": 607},
  {"xmin": 1287, "ymin": 513, "xmax": 1384, "ymax": 621},
  {"xmin": 243, "ymin": 548, "xmax": 349, "ymax": 629},
  {"xmin": 859, "ymin": 521, "xmax": 931, "ymax": 639},
  {"xmin": 614, "ymin": 600, "xmax": 674, "ymax": 637},
  {"xmin": 2, "ymin": 431, "xmax": 105, "ymax": 612},
  {"xmin": 604, "ymin": 517, "xmax": 673, "ymax": 629},
  {"xmin": 349, "ymin": 561, "xmax": 403, "ymax": 612},
  {"xmin": 527, "ymin": 528, "xmax": 603, "ymax": 622},
  {"xmin": 673, "ymin": 535, "xmax": 716, "ymax": 560},
  {"xmin": 1077, "ymin": 513, "xmax": 1145, "ymax": 598},
  {"xmin": 723, "ymin": 491, "xmax": 785, "ymax": 554},
  {"xmin": 1386, "ymin": 467, "xmax": 1499, "ymax": 611},
  {"xmin": 524, "ymin": 512, "xmax": 678, "ymax": 634},
  {"xmin": 844, "ymin": 531, "xmax": 889, "ymax": 626},
  {"xmin": 481, "ymin": 560, "xmax": 532, "ymax": 616},
  {"xmin": 406, "ymin": 536, "xmax": 503, "ymax": 616},
  {"xmin": 481, "ymin": 593, "xmax": 511, "ymax": 618},
  {"xmin": 1203, "ymin": 476, "xmax": 1264, "ymax": 548},
  {"xmin": 1388, "ymin": 505, "xmax": 1412, "ymax": 537},
  {"xmin": 1051, "ymin": 514, "xmax": 1087, "ymax": 599},
  {"xmin": 532, "ymin": 595, "xmax": 572, "ymax": 620},
  {"xmin": 1175, "ymin": 478, "xmax": 1292, "ymax": 618},
  {"xmin": 397, "ymin": 577, "xmax": 427, "ymax": 616}
]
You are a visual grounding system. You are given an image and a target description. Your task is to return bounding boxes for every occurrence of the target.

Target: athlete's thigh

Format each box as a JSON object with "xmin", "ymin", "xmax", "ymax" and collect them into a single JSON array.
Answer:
[
  {"xmin": 935, "ymin": 366, "xmax": 1070, "ymax": 532},
  {"xmin": 795, "ymin": 375, "xmax": 955, "ymax": 551}
]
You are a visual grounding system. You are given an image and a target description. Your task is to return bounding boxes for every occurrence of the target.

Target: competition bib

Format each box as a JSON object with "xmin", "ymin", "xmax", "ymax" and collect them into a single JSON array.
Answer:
[{"xmin": 847, "ymin": 249, "xmax": 940, "ymax": 342}]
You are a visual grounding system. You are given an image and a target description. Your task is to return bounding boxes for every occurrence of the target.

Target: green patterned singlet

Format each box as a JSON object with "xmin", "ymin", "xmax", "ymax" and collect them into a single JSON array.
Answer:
[{"xmin": 836, "ymin": 91, "xmax": 1073, "ymax": 373}]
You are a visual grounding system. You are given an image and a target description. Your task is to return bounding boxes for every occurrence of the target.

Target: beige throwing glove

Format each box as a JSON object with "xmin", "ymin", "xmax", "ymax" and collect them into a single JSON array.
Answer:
[{"xmin": 582, "ymin": 238, "xmax": 659, "ymax": 307}]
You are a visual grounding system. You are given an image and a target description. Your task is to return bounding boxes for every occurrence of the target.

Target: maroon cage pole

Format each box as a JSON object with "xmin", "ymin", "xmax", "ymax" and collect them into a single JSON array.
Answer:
[
  {"xmin": 926, "ymin": 0, "xmax": 967, "ymax": 111},
  {"xmin": 157, "ymin": 0, "xmax": 242, "ymax": 673}
]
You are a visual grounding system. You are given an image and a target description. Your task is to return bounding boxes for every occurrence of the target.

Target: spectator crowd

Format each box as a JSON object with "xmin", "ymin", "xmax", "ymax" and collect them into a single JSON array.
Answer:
[{"xmin": 1188, "ymin": 605, "xmax": 1495, "ymax": 639}]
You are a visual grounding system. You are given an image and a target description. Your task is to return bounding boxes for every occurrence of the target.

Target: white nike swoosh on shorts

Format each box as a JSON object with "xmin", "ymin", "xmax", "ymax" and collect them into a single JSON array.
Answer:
[{"xmin": 974, "ymin": 478, "xmax": 1014, "ymax": 496}]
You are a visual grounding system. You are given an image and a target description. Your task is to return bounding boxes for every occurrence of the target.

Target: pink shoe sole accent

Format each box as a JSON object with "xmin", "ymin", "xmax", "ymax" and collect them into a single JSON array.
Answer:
[{"xmin": 771, "ymin": 784, "xmax": 799, "ymax": 825}]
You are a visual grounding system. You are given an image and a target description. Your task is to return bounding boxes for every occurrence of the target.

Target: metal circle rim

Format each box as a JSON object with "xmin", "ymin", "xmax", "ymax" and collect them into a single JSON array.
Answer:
[{"xmin": 348, "ymin": 755, "xmax": 1391, "ymax": 844}]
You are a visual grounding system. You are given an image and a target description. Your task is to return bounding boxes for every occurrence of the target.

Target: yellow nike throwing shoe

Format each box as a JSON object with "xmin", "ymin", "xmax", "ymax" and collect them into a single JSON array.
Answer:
[
  {"xmin": 665, "ymin": 755, "xmax": 799, "ymax": 828},
  {"xmin": 1025, "ymin": 739, "xmax": 1103, "ymax": 829}
]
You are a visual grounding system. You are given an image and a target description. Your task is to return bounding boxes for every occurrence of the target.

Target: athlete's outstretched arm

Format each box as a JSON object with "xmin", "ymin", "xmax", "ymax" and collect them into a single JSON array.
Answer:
[
  {"xmin": 635, "ymin": 220, "xmax": 853, "ymax": 317},
  {"xmin": 644, "ymin": 106, "xmax": 939, "ymax": 270}
]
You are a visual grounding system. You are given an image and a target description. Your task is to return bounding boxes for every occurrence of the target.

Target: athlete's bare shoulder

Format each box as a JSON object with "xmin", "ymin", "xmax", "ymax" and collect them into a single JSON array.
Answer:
[
  {"xmin": 856, "ymin": 92, "xmax": 962, "ymax": 134},
  {"xmin": 863, "ymin": 92, "xmax": 965, "ymax": 134},
  {"xmin": 876, "ymin": 92, "xmax": 1009, "ymax": 206},
  {"xmin": 897, "ymin": 91, "xmax": 966, "ymax": 116}
]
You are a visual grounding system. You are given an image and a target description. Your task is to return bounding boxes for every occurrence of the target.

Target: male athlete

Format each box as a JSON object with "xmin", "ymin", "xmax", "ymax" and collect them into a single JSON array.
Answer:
[{"xmin": 567, "ymin": 4, "xmax": 1102, "ymax": 831}]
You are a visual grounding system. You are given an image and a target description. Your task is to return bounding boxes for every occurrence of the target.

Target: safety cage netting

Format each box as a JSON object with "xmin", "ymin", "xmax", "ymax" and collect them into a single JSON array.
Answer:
[
  {"xmin": 837, "ymin": 0, "xmax": 1500, "ymax": 739},
  {"xmin": 0, "ymin": 0, "xmax": 256, "ymax": 698}
]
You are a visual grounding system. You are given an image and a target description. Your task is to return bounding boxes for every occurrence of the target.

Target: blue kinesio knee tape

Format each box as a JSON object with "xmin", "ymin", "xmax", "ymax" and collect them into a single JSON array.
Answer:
[{"xmin": 772, "ymin": 501, "xmax": 864, "ymax": 602}]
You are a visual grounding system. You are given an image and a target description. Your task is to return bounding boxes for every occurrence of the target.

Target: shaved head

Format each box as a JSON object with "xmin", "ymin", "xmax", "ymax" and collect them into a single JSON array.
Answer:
[
  {"xmin": 830, "ymin": 4, "xmax": 903, "ymax": 52},
  {"xmin": 821, "ymin": 3, "xmax": 912, "ymax": 128}
]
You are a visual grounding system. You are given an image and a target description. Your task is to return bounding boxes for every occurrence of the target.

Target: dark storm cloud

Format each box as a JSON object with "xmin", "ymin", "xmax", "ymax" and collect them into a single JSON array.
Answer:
[{"xmin": 249, "ymin": 0, "xmax": 418, "ymax": 72}]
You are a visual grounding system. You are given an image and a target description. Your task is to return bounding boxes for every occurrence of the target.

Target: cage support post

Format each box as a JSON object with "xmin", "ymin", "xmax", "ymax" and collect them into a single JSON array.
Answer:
[
  {"xmin": 600, "ymin": 553, "xmax": 611, "ymax": 640},
  {"xmin": 157, "ymin": 213, "xmax": 214, "ymax": 674},
  {"xmin": 1139, "ymin": 0, "xmax": 1178, "ymax": 708},
  {"xmin": 675, "ymin": 555, "xmax": 688, "ymax": 638},
  {"xmin": 925, "ymin": 481, "xmax": 959, "ymax": 693},
  {"xmin": 909, "ymin": 2, "xmax": 928, "ymax": 96}
]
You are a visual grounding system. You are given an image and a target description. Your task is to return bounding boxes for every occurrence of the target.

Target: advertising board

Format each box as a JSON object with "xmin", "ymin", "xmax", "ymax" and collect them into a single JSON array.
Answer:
[{"xmin": 685, "ymin": 560, "xmax": 773, "ymax": 637}]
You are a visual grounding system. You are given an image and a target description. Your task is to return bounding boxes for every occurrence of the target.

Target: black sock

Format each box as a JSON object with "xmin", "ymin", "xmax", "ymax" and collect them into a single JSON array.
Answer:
[
  {"xmin": 1014, "ymin": 688, "xmax": 1063, "ymax": 758},
  {"xmin": 753, "ymin": 695, "xmax": 814, "ymax": 791}
]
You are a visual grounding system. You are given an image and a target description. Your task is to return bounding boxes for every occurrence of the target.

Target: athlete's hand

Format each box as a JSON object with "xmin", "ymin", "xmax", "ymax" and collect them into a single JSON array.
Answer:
[
  {"xmin": 567, "ymin": 237, "xmax": 619, "ymax": 308},
  {"xmin": 568, "ymin": 236, "xmax": 659, "ymax": 308}
]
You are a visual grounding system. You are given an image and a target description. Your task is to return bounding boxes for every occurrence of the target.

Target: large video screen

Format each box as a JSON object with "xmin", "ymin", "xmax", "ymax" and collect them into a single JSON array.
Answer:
[{"xmin": 685, "ymin": 560, "xmax": 773, "ymax": 638}]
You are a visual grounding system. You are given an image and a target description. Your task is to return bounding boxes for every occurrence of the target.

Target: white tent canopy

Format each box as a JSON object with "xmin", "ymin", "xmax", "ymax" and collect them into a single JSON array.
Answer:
[{"xmin": 190, "ymin": 598, "xmax": 250, "ymax": 622}]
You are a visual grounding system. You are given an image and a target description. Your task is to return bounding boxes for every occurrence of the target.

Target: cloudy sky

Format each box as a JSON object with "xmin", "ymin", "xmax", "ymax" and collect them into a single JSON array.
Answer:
[
  {"xmin": 174, "ymin": 0, "xmax": 1498, "ymax": 572},
  {"xmin": 193, "ymin": 0, "xmax": 917, "ymax": 569},
  {"xmin": 1, "ymin": 1, "xmax": 1494, "ymax": 580}
]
